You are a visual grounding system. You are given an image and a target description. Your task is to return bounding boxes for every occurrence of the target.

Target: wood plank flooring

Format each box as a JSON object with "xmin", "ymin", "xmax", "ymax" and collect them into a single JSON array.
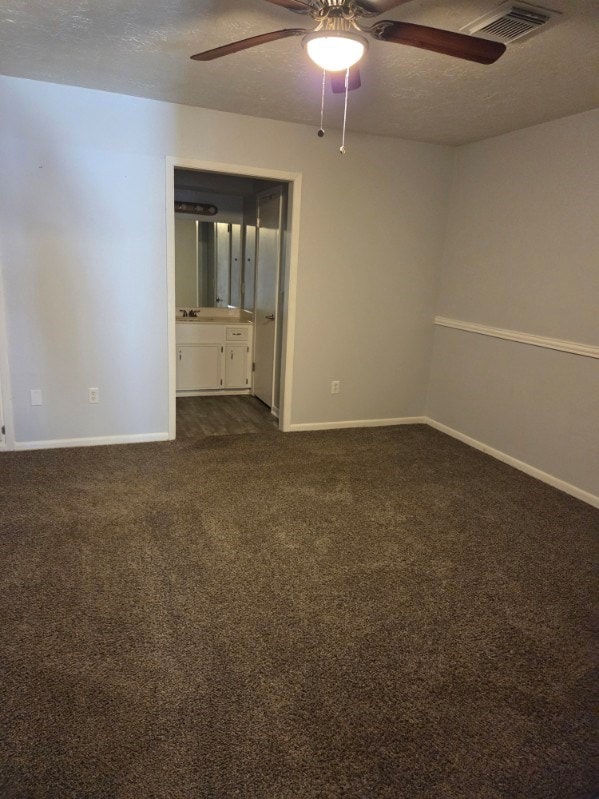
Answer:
[{"xmin": 176, "ymin": 395, "xmax": 279, "ymax": 439}]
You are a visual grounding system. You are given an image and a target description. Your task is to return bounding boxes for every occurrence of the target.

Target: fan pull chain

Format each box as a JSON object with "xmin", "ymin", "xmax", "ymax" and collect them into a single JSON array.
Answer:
[
  {"xmin": 340, "ymin": 68, "xmax": 350, "ymax": 155},
  {"xmin": 317, "ymin": 69, "xmax": 326, "ymax": 138}
]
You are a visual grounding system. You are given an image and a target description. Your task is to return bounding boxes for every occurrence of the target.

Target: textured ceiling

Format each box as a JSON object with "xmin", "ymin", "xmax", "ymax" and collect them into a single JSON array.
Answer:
[{"xmin": 0, "ymin": 0, "xmax": 598, "ymax": 144}]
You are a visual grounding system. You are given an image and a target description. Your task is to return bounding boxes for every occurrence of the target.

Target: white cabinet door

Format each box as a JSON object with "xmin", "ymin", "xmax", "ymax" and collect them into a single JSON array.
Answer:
[
  {"xmin": 177, "ymin": 344, "xmax": 221, "ymax": 390},
  {"xmin": 225, "ymin": 345, "xmax": 248, "ymax": 389}
]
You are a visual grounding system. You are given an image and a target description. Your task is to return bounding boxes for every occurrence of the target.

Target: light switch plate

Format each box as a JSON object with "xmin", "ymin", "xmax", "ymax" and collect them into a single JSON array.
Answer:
[{"xmin": 30, "ymin": 389, "xmax": 43, "ymax": 406}]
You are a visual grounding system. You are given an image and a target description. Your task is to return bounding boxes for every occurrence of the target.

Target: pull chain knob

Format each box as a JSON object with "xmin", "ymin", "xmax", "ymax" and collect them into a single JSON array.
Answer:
[{"xmin": 317, "ymin": 69, "xmax": 326, "ymax": 138}]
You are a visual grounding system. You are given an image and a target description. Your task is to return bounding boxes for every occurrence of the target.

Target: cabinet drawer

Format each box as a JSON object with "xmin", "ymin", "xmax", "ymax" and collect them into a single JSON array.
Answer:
[{"xmin": 226, "ymin": 326, "xmax": 249, "ymax": 341}]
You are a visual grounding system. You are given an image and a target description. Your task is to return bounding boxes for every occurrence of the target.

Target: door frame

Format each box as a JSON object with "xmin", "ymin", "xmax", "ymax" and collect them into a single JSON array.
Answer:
[
  {"xmin": 0, "ymin": 265, "xmax": 15, "ymax": 451},
  {"xmin": 165, "ymin": 157, "xmax": 302, "ymax": 436}
]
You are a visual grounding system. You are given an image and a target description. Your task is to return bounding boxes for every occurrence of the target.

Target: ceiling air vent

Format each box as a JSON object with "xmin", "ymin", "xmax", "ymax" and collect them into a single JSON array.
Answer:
[{"xmin": 462, "ymin": 2, "xmax": 562, "ymax": 43}]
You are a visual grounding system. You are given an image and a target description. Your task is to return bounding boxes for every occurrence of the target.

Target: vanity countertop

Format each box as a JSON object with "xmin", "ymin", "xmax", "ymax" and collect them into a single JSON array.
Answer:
[{"xmin": 176, "ymin": 317, "xmax": 252, "ymax": 325}]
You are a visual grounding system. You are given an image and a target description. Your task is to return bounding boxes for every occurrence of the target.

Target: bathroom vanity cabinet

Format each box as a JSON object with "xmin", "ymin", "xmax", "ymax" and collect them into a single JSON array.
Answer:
[{"xmin": 176, "ymin": 322, "xmax": 253, "ymax": 394}]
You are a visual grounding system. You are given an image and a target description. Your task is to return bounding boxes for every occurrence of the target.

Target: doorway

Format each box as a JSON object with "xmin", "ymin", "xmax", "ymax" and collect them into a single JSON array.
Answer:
[
  {"xmin": 0, "ymin": 375, "xmax": 4, "ymax": 449},
  {"xmin": 0, "ymin": 271, "xmax": 13, "ymax": 451},
  {"xmin": 165, "ymin": 159, "xmax": 302, "ymax": 439}
]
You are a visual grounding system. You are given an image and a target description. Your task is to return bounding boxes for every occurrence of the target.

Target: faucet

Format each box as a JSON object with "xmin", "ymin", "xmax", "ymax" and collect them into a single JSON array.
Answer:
[
  {"xmin": 179, "ymin": 309, "xmax": 188, "ymax": 317},
  {"xmin": 189, "ymin": 309, "xmax": 198, "ymax": 318}
]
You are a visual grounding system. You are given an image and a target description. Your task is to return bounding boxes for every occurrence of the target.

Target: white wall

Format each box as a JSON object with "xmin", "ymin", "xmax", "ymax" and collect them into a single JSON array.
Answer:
[
  {"xmin": 427, "ymin": 110, "xmax": 599, "ymax": 500},
  {"xmin": 0, "ymin": 75, "xmax": 452, "ymax": 445}
]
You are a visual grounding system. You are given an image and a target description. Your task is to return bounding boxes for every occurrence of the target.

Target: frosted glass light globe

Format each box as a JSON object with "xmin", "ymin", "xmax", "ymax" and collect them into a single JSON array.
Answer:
[{"xmin": 304, "ymin": 34, "xmax": 366, "ymax": 72}]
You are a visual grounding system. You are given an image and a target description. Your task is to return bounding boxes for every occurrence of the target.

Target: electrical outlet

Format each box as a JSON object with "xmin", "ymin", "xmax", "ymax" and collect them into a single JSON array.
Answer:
[
  {"xmin": 30, "ymin": 389, "xmax": 43, "ymax": 406},
  {"xmin": 88, "ymin": 387, "xmax": 100, "ymax": 404},
  {"xmin": 331, "ymin": 380, "xmax": 340, "ymax": 395}
]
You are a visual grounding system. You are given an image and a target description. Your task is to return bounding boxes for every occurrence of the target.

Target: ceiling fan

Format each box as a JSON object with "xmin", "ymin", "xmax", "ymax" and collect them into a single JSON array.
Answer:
[{"xmin": 191, "ymin": 0, "xmax": 507, "ymax": 94}]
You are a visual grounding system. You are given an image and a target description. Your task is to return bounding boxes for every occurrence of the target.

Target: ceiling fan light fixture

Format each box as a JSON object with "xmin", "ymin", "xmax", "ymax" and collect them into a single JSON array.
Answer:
[{"xmin": 303, "ymin": 31, "xmax": 367, "ymax": 72}]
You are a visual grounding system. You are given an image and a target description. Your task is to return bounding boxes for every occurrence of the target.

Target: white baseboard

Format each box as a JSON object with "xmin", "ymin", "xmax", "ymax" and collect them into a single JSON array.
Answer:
[
  {"xmin": 176, "ymin": 389, "xmax": 251, "ymax": 397},
  {"xmin": 14, "ymin": 432, "xmax": 170, "ymax": 452},
  {"xmin": 289, "ymin": 416, "xmax": 426, "ymax": 432},
  {"xmin": 426, "ymin": 418, "xmax": 599, "ymax": 509}
]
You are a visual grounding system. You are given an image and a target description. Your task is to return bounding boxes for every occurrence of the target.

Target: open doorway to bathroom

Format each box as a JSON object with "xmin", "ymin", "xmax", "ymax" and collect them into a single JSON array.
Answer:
[
  {"xmin": 0, "ymin": 274, "xmax": 13, "ymax": 451},
  {"xmin": 0, "ymin": 375, "xmax": 4, "ymax": 449},
  {"xmin": 165, "ymin": 160, "xmax": 301, "ymax": 440}
]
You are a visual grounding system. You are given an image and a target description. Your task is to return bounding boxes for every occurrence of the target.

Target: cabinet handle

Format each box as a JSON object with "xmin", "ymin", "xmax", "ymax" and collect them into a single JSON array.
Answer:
[
  {"xmin": 178, "ymin": 349, "xmax": 182, "ymax": 361},
  {"xmin": 230, "ymin": 351, "xmax": 233, "ymax": 360}
]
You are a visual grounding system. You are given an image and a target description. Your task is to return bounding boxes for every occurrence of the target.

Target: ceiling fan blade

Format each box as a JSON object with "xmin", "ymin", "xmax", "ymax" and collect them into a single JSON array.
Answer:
[
  {"xmin": 371, "ymin": 21, "xmax": 506, "ymax": 64},
  {"xmin": 331, "ymin": 66, "xmax": 362, "ymax": 93},
  {"xmin": 357, "ymin": 0, "xmax": 414, "ymax": 15},
  {"xmin": 191, "ymin": 29, "xmax": 308, "ymax": 61},
  {"xmin": 262, "ymin": 0, "xmax": 315, "ymax": 11}
]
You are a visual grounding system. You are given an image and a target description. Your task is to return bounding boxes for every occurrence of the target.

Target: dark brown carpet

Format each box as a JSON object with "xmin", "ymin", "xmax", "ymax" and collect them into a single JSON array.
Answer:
[{"xmin": 0, "ymin": 425, "xmax": 597, "ymax": 798}]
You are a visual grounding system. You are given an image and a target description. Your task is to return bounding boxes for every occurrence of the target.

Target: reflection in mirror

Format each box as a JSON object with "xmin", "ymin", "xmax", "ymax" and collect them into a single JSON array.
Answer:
[
  {"xmin": 175, "ymin": 217, "xmax": 246, "ymax": 309},
  {"xmin": 243, "ymin": 226, "xmax": 256, "ymax": 313},
  {"xmin": 198, "ymin": 223, "xmax": 216, "ymax": 305},
  {"xmin": 215, "ymin": 222, "xmax": 230, "ymax": 307},
  {"xmin": 230, "ymin": 224, "xmax": 242, "ymax": 309},
  {"xmin": 175, "ymin": 217, "xmax": 200, "ymax": 306}
]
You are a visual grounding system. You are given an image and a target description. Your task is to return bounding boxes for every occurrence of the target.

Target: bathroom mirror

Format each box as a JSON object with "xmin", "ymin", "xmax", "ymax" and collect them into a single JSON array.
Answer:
[{"xmin": 175, "ymin": 218, "xmax": 254, "ymax": 309}]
